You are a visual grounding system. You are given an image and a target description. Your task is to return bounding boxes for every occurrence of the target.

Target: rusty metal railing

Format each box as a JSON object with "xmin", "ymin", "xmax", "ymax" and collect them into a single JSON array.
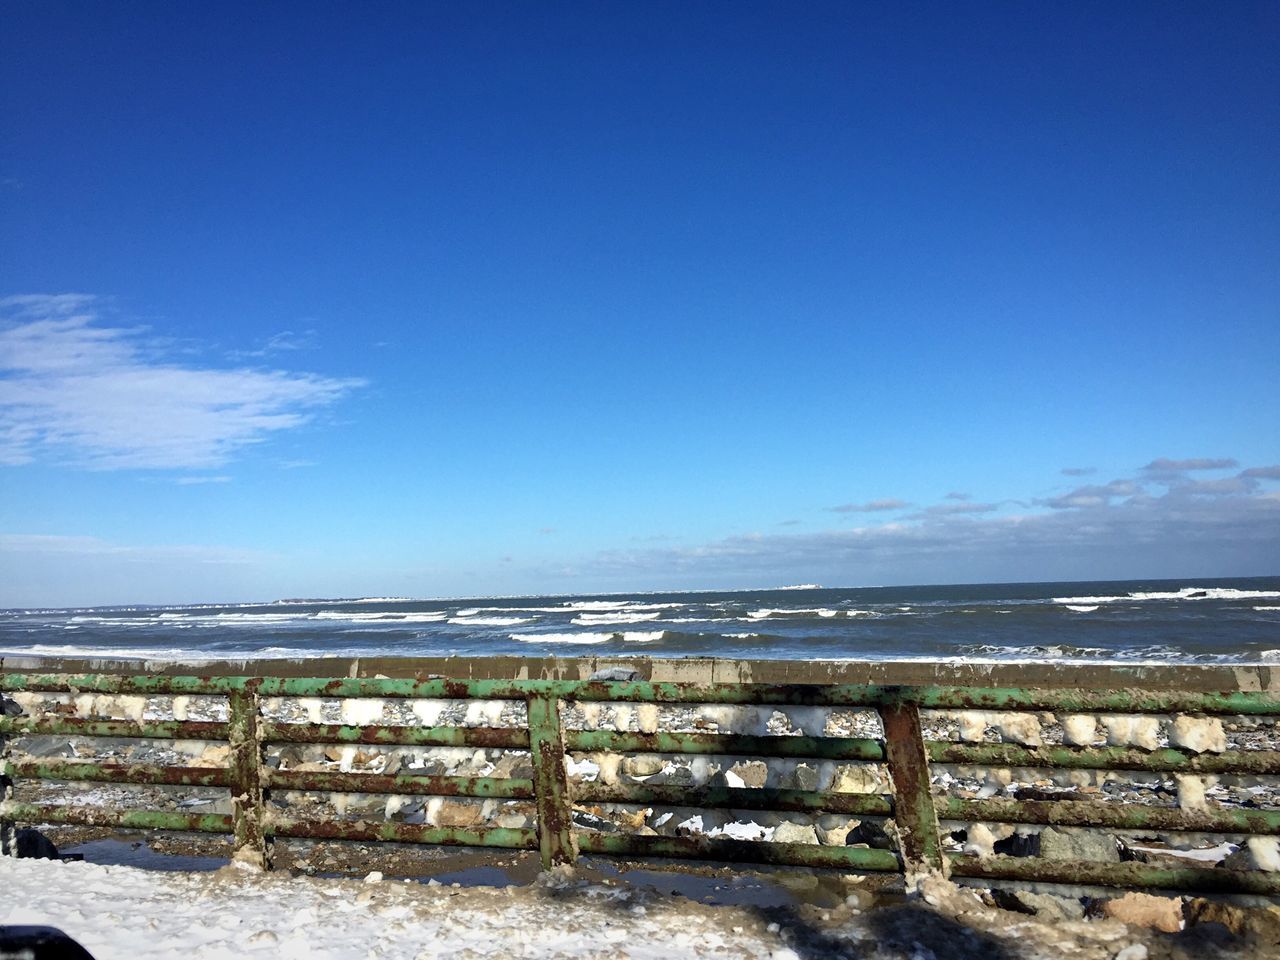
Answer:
[{"xmin": 2, "ymin": 671, "xmax": 1279, "ymax": 895}]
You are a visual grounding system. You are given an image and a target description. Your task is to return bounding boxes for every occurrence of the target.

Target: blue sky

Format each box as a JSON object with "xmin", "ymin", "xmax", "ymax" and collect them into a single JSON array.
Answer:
[{"xmin": 2, "ymin": 2, "xmax": 1278, "ymax": 606}]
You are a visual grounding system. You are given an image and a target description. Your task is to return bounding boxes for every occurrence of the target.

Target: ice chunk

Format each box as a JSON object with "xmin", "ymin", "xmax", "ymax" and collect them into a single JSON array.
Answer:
[
  {"xmin": 1169, "ymin": 716, "xmax": 1226, "ymax": 754},
  {"xmin": 994, "ymin": 713, "xmax": 1041, "ymax": 747},
  {"xmin": 410, "ymin": 700, "xmax": 445, "ymax": 728},
  {"xmin": 1101, "ymin": 715, "xmax": 1161, "ymax": 750},
  {"xmin": 636, "ymin": 703, "xmax": 659, "ymax": 734},
  {"xmin": 957, "ymin": 711, "xmax": 989, "ymax": 743},
  {"xmin": 341, "ymin": 698, "xmax": 385, "ymax": 726},
  {"xmin": 1061, "ymin": 714, "xmax": 1097, "ymax": 747}
]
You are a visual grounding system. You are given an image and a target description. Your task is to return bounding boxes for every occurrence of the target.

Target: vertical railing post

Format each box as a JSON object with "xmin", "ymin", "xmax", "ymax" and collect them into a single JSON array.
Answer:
[
  {"xmin": 227, "ymin": 681, "xmax": 270, "ymax": 869},
  {"xmin": 879, "ymin": 692, "xmax": 945, "ymax": 882},
  {"xmin": 527, "ymin": 692, "xmax": 574, "ymax": 870},
  {"xmin": 0, "ymin": 754, "xmax": 13, "ymax": 858}
]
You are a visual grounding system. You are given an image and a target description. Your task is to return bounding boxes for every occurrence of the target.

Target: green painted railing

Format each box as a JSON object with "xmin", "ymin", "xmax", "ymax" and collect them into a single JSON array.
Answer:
[{"xmin": 1, "ymin": 670, "xmax": 1278, "ymax": 895}]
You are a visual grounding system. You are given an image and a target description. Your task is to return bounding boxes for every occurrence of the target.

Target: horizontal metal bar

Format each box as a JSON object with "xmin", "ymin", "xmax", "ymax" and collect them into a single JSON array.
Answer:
[
  {"xmin": 575, "ymin": 831, "xmax": 902, "ymax": 871},
  {"xmin": 928, "ymin": 742, "xmax": 1280, "ymax": 774},
  {"xmin": 573, "ymin": 782, "xmax": 893, "ymax": 816},
  {"xmin": 938, "ymin": 796, "xmax": 1280, "ymax": 835},
  {"xmin": 9, "ymin": 674, "xmax": 1280, "ymax": 714},
  {"xmin": 0, "ymin": 716, "xmax": 230, "ymax": 741},
  {"xmin": 949, "ymin": 853, "xmax": 1280, "ymax": 895},
  {"xmin": 265, "ymin": 813, "xmax": 538, "ymax": 849},
  {"xmin": 265, "ymin": 769, "xmax": 534, "ymax": 799},
  {"xmin": 0, "ymin": 801, "xmax": 232, "ymax": 834},
  {"xmin": 6, "ymin": 758, "xmax": 232, "ymax": 789},
  {"xmin": 564, "ymin": 730, "xmax": 885, "ymax": 760},
  {"xmin": 260, "ymin": 722, "xmax": 528, "ymax": 749}
]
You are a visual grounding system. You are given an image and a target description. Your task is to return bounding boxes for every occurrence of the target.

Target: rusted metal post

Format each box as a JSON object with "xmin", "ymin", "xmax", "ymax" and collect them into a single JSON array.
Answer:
[
  {"xmin": 227, "ymin": 684, "xmax": 270, "ymax": 869},
  {"xmin": 880, "ymin": 695, "xmax": 945, "ymax": 880},
  {"xmin": 527, "ymin": 692, "xmax": 574, "ymax": 870},
  {"xmin": 0, "ymin": 759, "xmax": 13, "ymax": 858}
]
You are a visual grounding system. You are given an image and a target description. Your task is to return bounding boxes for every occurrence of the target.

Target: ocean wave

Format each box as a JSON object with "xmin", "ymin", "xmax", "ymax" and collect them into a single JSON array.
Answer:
[
  {"xmin": 447, "ymin": 616, "xmax": 536, "ymax": 626},
  {"xmin": 747, "ymin": 608, "xmax": 840, "ymax": 620},
  {"xmin": 571, "ymin": 611, "xmax": 663, "ymax": 626},
  {"xmin": 1053, "ymin": 587, "xmax": 1280, "ymax": 604},
  {"xmin": 312, "ymin": 611, "xmax": 450, "ymax": 623},
  {"xmin": 1255, "ymin": 606, "xmax": 1280, "ymax": 612},
  {"xmin": 1064, "ymin": 605, "xmax": 1099, "ymax": 613}
]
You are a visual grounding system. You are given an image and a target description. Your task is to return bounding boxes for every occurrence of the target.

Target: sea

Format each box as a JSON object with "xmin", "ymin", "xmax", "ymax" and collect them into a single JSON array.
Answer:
[{"xmin": 2, "ymin": 576, "xmax": 1278, "ymax": 665}]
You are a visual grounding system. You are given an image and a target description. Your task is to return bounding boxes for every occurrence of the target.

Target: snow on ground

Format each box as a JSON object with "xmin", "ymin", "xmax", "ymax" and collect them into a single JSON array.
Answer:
[{"xmin": 0, "ymin": 857, "xmax": 782, "ymax": 960}]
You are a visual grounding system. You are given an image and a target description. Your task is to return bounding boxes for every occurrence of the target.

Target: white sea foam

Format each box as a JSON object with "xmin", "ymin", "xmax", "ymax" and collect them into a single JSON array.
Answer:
[
  {"xmin": 509, "ymin": 631, "xmax": 666, "ymax": 645},
  {"xmin": 1255, "ymin": 606, "xmax": 1280, "ymax": 611},
  {"xmin": 1053, "ymin": 587, "xmax": 1280, "ymax": 604},
  {"xmin": 446, "ymin": 616, "xmax": 535, "ymax": 626},
  {"xmin": 1064, "ymin": 605, "xmax": 1100, "ymax": 613},
  {"xmin": 312, "ymin": 611, "xmax": 449, "ymax": 623},
  {"xmin": 571, "ymin": 611, "xmax": 663, "ymax": 625},
  {"xmin": 747, "ymin": 608, "xmax": 840, "ymax": 619}
]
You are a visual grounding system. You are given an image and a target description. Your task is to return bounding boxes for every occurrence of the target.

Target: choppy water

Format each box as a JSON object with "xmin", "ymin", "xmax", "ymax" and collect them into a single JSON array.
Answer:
[{"xmin": 2, "ymin": 577, "xmax": 1278, "ymax": 664}]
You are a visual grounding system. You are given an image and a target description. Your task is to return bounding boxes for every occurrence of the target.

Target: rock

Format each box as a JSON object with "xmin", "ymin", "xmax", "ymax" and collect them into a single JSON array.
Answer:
[
  {"xmin": 1100, "ymin": 892, "xmax": 1183, "ymax": 932},
  {"xmin": 846, "ymin": 819, "xmax": 895, "ymax": 850},
  {"xmin": 772, "ymin": 821, "xmax": 819, "ymax": 845},
  {"xmin": 1039, "ymin": 826, "xmax": 1120, "ymax": 863},
  {"xmin": 12, "ymin": 828, "xmax": 59, "ymax": 859},
  {"xmin": 991, "ymin": 888, "xmax": 1085, "ymax": 921},
  {"xmin": 1221, "ymin": 837, "xmax": 1280, "ymax": 872},
  {"xmin": 993, "ymin": 831, "xmax": 1040, "ymax": 857},
  {"xmin": 786, "ymin": 763, "xmax": 819, "ymax": 792},
  {"xmin": 1185, "ymin": 899, "xmax": 1280, "ymax": 943},
  {"xmin": 1114, "ymin": 946, "xmax": 1148, "ymax": 960},
  {"xmin": 726, "ymin": 761, "xmax": 768, "ymax": 789},
  {"xmin": 621, "ymin": 755, "xmax": 665, "ymax": 778},
  {"xmin": 493, "ymin": 812, "xmax": 533, "ymax": 830},
  {"xmin": 589, "ymin": 667, "xmax": 639, "ymax": 681},
  {"xmin": 431, "ymin": 798, "xmax": 484, "ymax": 828},
  {"xmin": 830, "ymin": 764, "xmax": 881, "ymax": 794},
  {"xmin": 646, "ymin": 764, "xmax": 695, "ymax": 786},
  {"xmin": 815, "ymin": 819, "xmax": 856, "ymax": 846},
  {"xmin": 199, "ymin": 744, "xmax": 231, "ymax": 765},
  {"xmin": 490, "ymin": 753, "xmax": 534, "ymax": 779},
  {"xmin": 16, "ymin": 737, "xmax": 76, "ymax": 759},
  {"xmin": 572, "ymin": 810, "xmax": 618, "ymax": 832},
  {"xmin": 0, "ymin": 695, "xmax": 22, "ymax": 717}
]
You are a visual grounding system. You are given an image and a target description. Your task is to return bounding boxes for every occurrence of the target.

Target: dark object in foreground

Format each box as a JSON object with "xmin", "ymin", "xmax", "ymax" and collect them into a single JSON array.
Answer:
[{"xmin": 0, "ymin": 926, "xmax": 96, "ymax": 960}]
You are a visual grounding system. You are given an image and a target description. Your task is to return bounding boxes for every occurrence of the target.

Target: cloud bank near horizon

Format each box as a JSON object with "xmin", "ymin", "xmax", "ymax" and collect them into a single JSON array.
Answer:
[
  {"xmin": 0, "ymin": 294, "xmax": 362, "ymax": 470},
  {"xmin": 582, "ymin": 459, "xmax": 1280, "ymax": 588}
]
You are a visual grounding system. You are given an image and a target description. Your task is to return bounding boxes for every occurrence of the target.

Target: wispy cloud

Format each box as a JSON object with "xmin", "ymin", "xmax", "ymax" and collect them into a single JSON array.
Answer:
[
  {"xmin": 908, "ymin": 501, "xmax": 999, "ymax": 518},
  {"xmin": 173, "ymin": 475, "xmax": 232, "ymax": 485},
  {"xmin": 1242, "ymin": 465, "xmax": 1280, "ymax": 480},
  {"xmin": 230, "ymin": 329, "xmax": 317, "ymax": 359},
  {"xmin": 1040, "ymin": 479, "xmax": 1141, "ymax": 510},
  {"xmin": 1143, "ymin": 457, "xmax": 1238, "ymax": 473},
  {"xmin": 944, "ymin": 491, "xmax": 971, "ymax": 501},
  {"xmin": 0, "ymin": 295, "xmax": 363, "ymax": 470},
  {"xmin": 1061, "ymin": 466, "xmax": 1096, "ymax": 477},
  {"xmin": 827, "ymin": 498, "xmax": 910, "ymax": 513}
]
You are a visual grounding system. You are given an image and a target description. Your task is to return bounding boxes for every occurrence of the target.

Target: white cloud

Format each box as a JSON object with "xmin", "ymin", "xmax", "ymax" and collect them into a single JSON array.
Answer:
[
  {"xmin": 0, "ymin": 295, "xmax": 363, "ymax": 470},
  {"xmin": 827, "ymin": 498, "xmax": 910, "ymax": 513}
]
